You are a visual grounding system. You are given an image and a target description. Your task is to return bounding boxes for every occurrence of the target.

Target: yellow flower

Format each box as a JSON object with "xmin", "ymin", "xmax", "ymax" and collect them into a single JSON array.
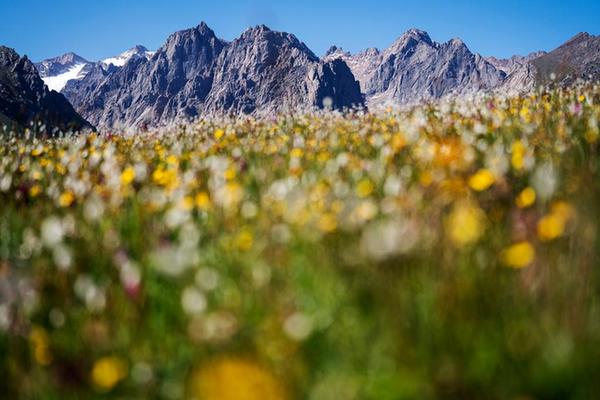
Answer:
[
  {"xmin": 511, "ymin": 140, "xmax": 525, "ymax": 170},
  {"xmin": 318, "ymin": 213, "xmax": 337, "ymax": 233},
  {"xmin": 289, "ymin": 148, "xmax": 304, "ymax": 158},
  {"xmin": 59, "ymin": 191, "xmax": 75, "ymax": 207},
  {"xmin": 224, "ymin": 167, "xmax": 237, "ymax": 181},
  {"xmin": 120, "ymin": 166, "xmax": 136, "ymax": 186},
  {"xmin": 152, "ymin": 168, "xmax": 178, "ymax": 189},
  {"xmin": 516, "ymin": 187, "xmax": 536, "ymax": 208},
  {"xmin": 446, "ymin": 202, "xmax": 486, "ymax": 246},
  {"xmin": 189, "ymin": 357, "xmax": 286, "ymax": 400},
  {"xmin": 419, "ymin": 171, "xmax": 433, "ymax": 187},
  {"xmin": 519, "ymin": 106, "xmax": 530, "ymax": 122},
  {"xmin": 468, "ymin": 169, "xmax": 495, "ymax": 191},
  {"xmin": 537, "ymin": 213, "xmax": 566, "ymax": 241},
  {"xmin": 236, "ymin": 230, "xmax": 254, "ymax": 251},
  {"xmin": 91, "ymin": 356, "xmax": 128, "ymax": 392},
  {"xmin": 537, "ymin": 202, "xmax": 574, "ymax": 241},
  {"xmin": 195, "ymin": 192, "xmax": 211, "ymax": 210},
  {"xmin": 180, "ymin": 196, "xmax": 194, "ymax": 211},
  {"xmin": 166, "ymin": 154, "xmax": 179, "ymax": 166},
  {"xmin": 29, "ymin": 185, "xmax": 42, "ymax": 197},
  {"xmin": 30, "ymin": 326, "xmax": 52, "ymax": 366},
  {"xmin": 501, "ymin": 241, "xmax": 535, "ymax": 268},
  {"xmin": 214, "ymin": 129, "xmax": 225, "ymax": 140},
  {"xmin": 356, "ymin": 179, "xmax": 374, "ymax": 198}
]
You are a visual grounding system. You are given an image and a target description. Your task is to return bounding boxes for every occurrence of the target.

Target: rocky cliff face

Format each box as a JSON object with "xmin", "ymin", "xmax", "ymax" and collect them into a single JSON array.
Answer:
[
  {"xmin": 64, "ymin": 23, "xmax": 363, "ymax": 129},
  {"xmin": 0, "ymin": 46, "xmax": 92, "ymax": 133},
  {"xmin": 485, "ymin": 51, "xmax": 546, "ymax": 93},
  {"xmin": 532, "ymin": 32, "xmax": 600, "ymax": 85},
  {"xmin": 65, "ymin": 22, "xmax": 227, "ymax": 128},
  {"xmin": 203, "ymin": 25, "xmax": 363, "ymax": 115},
  {"xmin": 325, "ymin": 29, "xmax": 507, "ymax": 107}
]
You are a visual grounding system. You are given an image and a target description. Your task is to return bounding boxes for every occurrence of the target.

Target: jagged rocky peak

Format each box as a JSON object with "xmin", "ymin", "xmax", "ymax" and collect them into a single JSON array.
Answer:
[
  {"xmin": 358, "ymin": 28, "xmax": 507, "ymax": 106},
  {"xmin": 361, "ymin": 47, "xmax": 380, "ymax": 57},
  {"xmin": 131, "ymin": 45, "xmax": 150, "ymax": 53},
  {"xmin": 51, "ymin": 52, "xmax": 88, "ymax": 65},
  {"xmin": 35, "ymin": 52, "xmax": 90, "ymax": 78},
  {"xmin": 447, "ymin": 37, "xmax": 467, "ymax": 48},
  {"xmin": 160, "ymin": 20, "xmax": 226, "ymax": 61},
  {"xmin": 324, "ymin": 45, "xmax": 348, "ymax": 57},
  {"xmin": 388, "ymin": 28, "xmax": 435, "ymax": 51},
  {"xmin": 236, "ymin": 24, "xmax": 319, "ymax": 62},
  {"xmin": 325, "ymin": 45, "xmax": 342, "ymax": 56},
  {"xmin": 564, "ymin": 32, "xmax": 593, "ymax": 46}
]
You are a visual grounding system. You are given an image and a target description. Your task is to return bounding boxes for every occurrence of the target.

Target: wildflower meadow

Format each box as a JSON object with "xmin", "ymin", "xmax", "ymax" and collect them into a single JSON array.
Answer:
[{"xmin": 1, "ymin": 85, "xmax": 600, "ymax": 399}]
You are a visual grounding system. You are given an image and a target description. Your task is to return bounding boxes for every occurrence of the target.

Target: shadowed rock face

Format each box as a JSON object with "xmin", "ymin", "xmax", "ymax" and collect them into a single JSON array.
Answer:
[
  {"xmin": 532, "ymin": 32, "xmax": 600, "ymax": 85},
  {"xmin": 0, "ymin": 46, "xmax": 92, "ymax": 133},
  {"xmin": 64, "ymin": 23, "xmax": 363, "ymax": 129}
]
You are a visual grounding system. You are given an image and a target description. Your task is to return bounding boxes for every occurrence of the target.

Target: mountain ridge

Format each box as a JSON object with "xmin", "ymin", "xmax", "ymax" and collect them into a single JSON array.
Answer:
[
  {"xmin": 6, "ymin": 25, "xmax": 599, "ymax": 131},
  {"xmin": 63, "ymin": 22, "xmax": 364, "ymax": 129}
]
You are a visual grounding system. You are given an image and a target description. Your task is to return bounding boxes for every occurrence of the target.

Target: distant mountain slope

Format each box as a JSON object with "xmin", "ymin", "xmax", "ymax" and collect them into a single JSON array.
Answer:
[
  {"xmin": 0, "ymin": 46, "xmax": 92, "ymax": 133},
  {"xmin": 35, "ymin": 46, "xmax": 154, "ymax": 92},
  {"xmin": 65, "ymin": 22, "xmax": 364, "ymax": 129},
  {"xmin": 485, "ymin": 51, "xmax": 547, "ymax": 75},
  {"xmin": 324, "ymin": 29, "xmax": 506, "ymax": 106},
  {"xmin": 532, "ymin": 32, "xmax": 600, "ymax": 85},
  {"xmin": 485, "ymin": 51, "xmax": 547, "ymax": 94}
]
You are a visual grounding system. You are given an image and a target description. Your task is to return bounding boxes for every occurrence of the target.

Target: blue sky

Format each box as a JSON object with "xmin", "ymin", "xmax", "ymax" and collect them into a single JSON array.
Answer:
[{"xmin": 1, "ymin": 0, "xmax": 599, "ymax": 62}]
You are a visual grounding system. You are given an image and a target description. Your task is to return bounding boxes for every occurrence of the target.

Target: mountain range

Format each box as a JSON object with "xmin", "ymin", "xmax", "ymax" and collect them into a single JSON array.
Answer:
[
  {"xmin": 35, "ymin": 46, "xmax": 155, "ymax": 92},
  {"xmin": 57, "ymin": 23, "xmax": 363, "ymax": 129},
  {"xmin": 1, "ymin": 22, "xmax": 599, "ymax": 132}
]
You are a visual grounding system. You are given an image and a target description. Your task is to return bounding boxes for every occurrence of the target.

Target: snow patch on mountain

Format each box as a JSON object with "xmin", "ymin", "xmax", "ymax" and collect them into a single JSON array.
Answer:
[
  {"xmin": 42, "ymin": 63, "xmax": 88, "ymax": 92},
  {"xmin": 101, "ymin": 46, "xmax": 154, "ymax": 68}
]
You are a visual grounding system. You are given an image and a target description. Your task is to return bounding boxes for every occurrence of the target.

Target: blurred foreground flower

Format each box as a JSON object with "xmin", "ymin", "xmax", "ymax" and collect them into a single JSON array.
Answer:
[
  {"xmin": 501, "ymin": 241, "xmax": 535, "ymax": 269},
  {"xmin": 446, "ymin": 202, "xmax": 486, "ymax": 246},
  {"xmin": 91, "ymin": 356, "xmax": 128, "ymax": 392},
  {"xmin": 189, "ymin": 357, "xmax": 286, "ymax": 400}
]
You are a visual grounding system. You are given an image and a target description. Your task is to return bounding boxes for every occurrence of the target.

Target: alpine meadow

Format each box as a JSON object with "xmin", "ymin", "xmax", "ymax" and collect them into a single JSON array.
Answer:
[{"xmin": 1, "ymin": 2, "xmax": 600, "ymax": 399}]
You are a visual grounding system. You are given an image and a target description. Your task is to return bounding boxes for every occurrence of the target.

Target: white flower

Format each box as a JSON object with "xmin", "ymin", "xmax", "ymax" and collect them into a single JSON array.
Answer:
[
  {"xmin": 181, "ymin": 286, "xmax": 207, "ymax": 315},
  {"xmin": 283, "ymin": 312, "xmax": 314, "ymax": 341},
  {"xmin": 41, "ymin": 217, "xmax": 64, "ymax": 247}
]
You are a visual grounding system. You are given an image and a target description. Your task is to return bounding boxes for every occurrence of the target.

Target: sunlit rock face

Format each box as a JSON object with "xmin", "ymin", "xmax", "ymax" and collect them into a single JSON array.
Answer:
[
  {"xmin": 62, "ymin": 23, "xmax": 363, "ymax": 129},
  {"xmin": 0, "ymin": 46, "xmax": 92, "ymax": 133},
  {"xmin": 324, "ymin": 29, "xmax": 508, "ymax": 107}
]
